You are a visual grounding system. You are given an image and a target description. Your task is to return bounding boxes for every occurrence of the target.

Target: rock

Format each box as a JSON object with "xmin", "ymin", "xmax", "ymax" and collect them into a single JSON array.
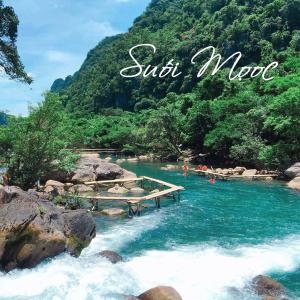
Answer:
[
  {"xmin": 139, "ymin": 155, "xmax": 150, "ymax": 161},
  {"xmin": 284, "ymin": 162, "xmax": 300, "ymax": 179},
  {"xmin": 68, "ymin": 184, "xmax": 94, "ymax": 194},
  {"xmin": 71, "ymin": 167, "xmax": 97, "ymax": 183},
  {"xmin": 124, "ymin": 296, "xmax": 140, "ymax": 300},
  {"xmin": 1, "ymin": 186, "xmax": 37, "ymax": 203},
  {"xmin": 0, "ymin": 188, "xmax": 96, "ymax": 271},
  {"xmin": 45, "ymin": 154, "xmax": 136, "ymax": 185},
  {"xmin": 233, "ymin": 166, "xmax": 246, "ymax": 174},
  {"xmin": 116, "ymin": 159, "xmax": 126, "ymax": 164},
  {"xmin": 99, "ymin": 250, "xmax": 123, "ymax": 264},
  {"xmin": 101, "ymin": 208, "xmax": 126, "ymax": 216},
  {"xmin": 216, "ymin": 168, "xmax": 223, "ymax": 174},
  {"xmin": 108, "ymin": 184, "xmax": 129, "ymax": 194},
  {"xmin": 263, "ymin": 297, "xmax": 280, "ymax": 300},
  {"xmin": 287, "ymin": 177, "xmax": 300, "ymax": 190},
  {"xmin": 150, "ymin": 189, "xmax": 160, "ymax": 194},
  {"xmin": 130, "ymin": 187, "xmax": 145, "ymax": 193},
  {"xmin": 265, "ymin": 176, "xmax": 273, "ymax": 181},
  {"xmin": 44, "ymin": 185, "xmax": 55, "ymax": 194},
  {"xmin": 161, "ymin": 167, "xmax": 169, "ymax": 171},
  {"xmin": 138, "ymin": 286, "xmax": 182, "ymax": 300},
  {"xmin": 242, "ymin": 169, "xmax": 257, "ymax": 176},
  {"xmin": 104, "ymin": 157, "xmax": 112, "ymax": 162},
  {"xmin": 45, "ymin": 180, "xmax": 65, "ymax": 188},
  {"xmin": 0, "ymin": 186, "xmax": 10, "ymax": 205},
  {"xmin": 118, "ymin": 170, "xmax": 138, "ymax": 189},
  {"xmin": 252, "ymin": 275, "xmax": 284, "ymax": 297},
  {"xmin": 95, "ymin": 162, "xmax": 124, "ymax": 180},
  {"xmin": 166, "ymin": 164, "xmax": 178, "ymax": 170},
  {"xmin": 127, "ymin": 158, "xmax": 138, "ymax": 162}
]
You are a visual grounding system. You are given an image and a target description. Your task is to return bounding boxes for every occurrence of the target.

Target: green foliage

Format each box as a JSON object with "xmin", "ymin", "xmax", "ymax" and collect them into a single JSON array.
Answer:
[
  {"xmin": 52, "ymin": 0, "xmax": 300, "ymax": 115},
  {"xmin": 0, "ymin": 93, "xmax": 67, "ymax": 189},
  {"xmin": 0, "ymin": 1, "xmax": 31, "ymax": 83},
  {"xmin": 2, "ymin": 0, "xmax": 297, "ymax": 178}
]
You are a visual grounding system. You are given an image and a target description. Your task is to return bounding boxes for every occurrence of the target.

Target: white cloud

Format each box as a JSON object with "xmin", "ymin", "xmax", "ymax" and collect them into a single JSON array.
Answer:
[
  {"xmin": 46, "ymin": 50, "xmax": 78, "ymax": 63},
  {"xmin": 82, "ymin": 21, "xmax": 120, "ymax": 38}
]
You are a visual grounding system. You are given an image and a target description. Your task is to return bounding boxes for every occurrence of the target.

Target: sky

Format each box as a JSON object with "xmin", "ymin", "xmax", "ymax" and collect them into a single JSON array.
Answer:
[{"xmin": 0, "ymin": 0, "xmax": 150, "ymax": 115}]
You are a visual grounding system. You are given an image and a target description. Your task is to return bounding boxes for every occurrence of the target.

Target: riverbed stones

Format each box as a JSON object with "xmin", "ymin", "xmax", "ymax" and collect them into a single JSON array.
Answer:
[
  {"xmin": 127, "ymin": 158, "xmax": 138, "ymax": 162},
  {"xmin": 242, "ymin": 169, "xmax": 257, "ymax": 176},
  {"xmin": 0, "ymin": 188, "xmax": 96, "ymax": 271},
  {"xmin": 99, "ymin": 250, "xmax": 123, "ymax": 264},
  {"xmin": 101, "ymin": 208, "xmax": 126, "ymax": 216},
  {"xmin": 233, "ymin": 166, "xmax": 246, "ymax": 175},
  {"xmin": 287, "ymin": 177, "xmax": 300, "ymax": 190},
  {"xmin": 138, "ymin": 286, "xmax": 183, "ymax": 300},
  {"xmin": 252, "ymin": 275, "xmax": 284, "ymax": 297},
  {"xmin": 45, "ymin": 180, "xmax": 65, "ymax": 188},
  {"xmin": 68, "ymin": 184, "xmax": 94, "ymax": 194},
  {"xmin": 284, "ymin": 162, "xmax": 300, "ymax": 179},
  {"xmin": 130, "ymin": 187, "xmax": 145, "ymax": 193},
  {"xmin": 108, "ymin": 184, "xmax": 129, "ymax": 194}
]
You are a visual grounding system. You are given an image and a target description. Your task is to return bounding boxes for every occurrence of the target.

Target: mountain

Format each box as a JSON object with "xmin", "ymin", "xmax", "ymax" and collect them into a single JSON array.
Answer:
[{"xmin": 51, "ymin": 0, "xmax": 300, "ymax": 114}]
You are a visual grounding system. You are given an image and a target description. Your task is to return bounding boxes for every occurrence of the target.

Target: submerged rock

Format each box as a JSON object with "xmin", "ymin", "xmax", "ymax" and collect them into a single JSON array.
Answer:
[
  {"xmin": 130, "ymin": 187, "xmax": 144, "ymax": 193},
  {"xmin": 108, "ymin": 184, "xmax": 129, "ymax": 194},
  {"xmin": 252, "ymin": 275, "xmax": 285, "ymax": 297},
  {"xmin": 124, "ymin": 296, "xmax": 140, "ymax": 300},
  {"xmin": 99, "ymin": 250, "xmax": 123, "ymax": 264},
  {"xmin": 287, "ymin": 177, "xmax": 300, "ymax": 190},
  {"xmin": 284, "ymin": 162, "xmax": 300, "ymax": 179},
  {"xmin": 0, "ymin": 188, "xmax": 96, "ymax": 272},
  {"xmin": 101, "ymin": 208, "xmax": 126, "ymax": 216},
  {"xmin": 138, "ymin": 286, "xmax": 182, "ymax": 300}
]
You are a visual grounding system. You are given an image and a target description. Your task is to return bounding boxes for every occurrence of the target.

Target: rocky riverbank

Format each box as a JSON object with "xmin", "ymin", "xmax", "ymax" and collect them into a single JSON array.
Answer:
[
  {"xmin": 285, "ymin": 162, "xmax": 300, "ymax": 190},
  {"xmin": 0, "ymin": 154, "xmax": 139, "ymax": 272},
  {"xmin": 0, "ymin": 185, "xmax": 95, "ymax": 272}
]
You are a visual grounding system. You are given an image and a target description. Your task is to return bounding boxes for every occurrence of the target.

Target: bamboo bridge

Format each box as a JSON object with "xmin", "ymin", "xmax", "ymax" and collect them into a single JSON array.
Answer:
[{"xmin": 81, "ymin": 176, "xmax": 184, "ymax": 217}]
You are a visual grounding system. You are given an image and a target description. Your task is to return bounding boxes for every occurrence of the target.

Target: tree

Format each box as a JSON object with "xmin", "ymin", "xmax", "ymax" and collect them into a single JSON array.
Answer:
[
  {"xmin": 0, "ymin": 93, "xmax": 69, "ymax": 189},
  {"xmin": 0, "ymin": 0, "xmax": 31, "ymax": 83}
]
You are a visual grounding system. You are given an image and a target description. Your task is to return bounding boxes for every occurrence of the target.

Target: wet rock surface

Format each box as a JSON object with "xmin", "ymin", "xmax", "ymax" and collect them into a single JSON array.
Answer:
[{"xmin": 0, "ymin": 187, "xmax": 96, "ymax": 272}]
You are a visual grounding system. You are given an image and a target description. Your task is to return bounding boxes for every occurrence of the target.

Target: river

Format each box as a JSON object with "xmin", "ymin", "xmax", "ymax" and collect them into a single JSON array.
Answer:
[{"xmin": 0, "ymin": 161, "xmax": 300, "ymax": 299}]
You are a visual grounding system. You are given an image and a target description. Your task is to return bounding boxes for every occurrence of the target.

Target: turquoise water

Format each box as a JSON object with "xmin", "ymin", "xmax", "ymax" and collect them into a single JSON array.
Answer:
[{"xmin": 0, "ymin": 161, "xmax": 300, "ymax": 299}]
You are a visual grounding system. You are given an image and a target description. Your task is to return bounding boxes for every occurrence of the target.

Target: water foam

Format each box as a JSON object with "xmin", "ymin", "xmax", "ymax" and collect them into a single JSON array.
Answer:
[{"xmin": 1, "ymin": 218, "xmax": 300, "ymax": 300}]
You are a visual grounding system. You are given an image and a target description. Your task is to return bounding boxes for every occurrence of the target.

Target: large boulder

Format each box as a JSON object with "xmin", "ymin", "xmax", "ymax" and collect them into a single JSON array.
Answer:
[
  {"xmin": 99, "ymin": 250, "xmax": 123, "ymax": 264},
  {"xmin": 71, "ymin": 166, "xmax": 97, "ymax": 183},
  {"xmin": 71, "ymin": 155, "xmax": 125, "ymax": 183},
  {"xmin": 138, "ymin": 286, "xmax": 183, "ymax": 300},
  {"xmin": 0, "ymin": 189, "xmax": 96, "ymax": 272},
  {"xmin": 287, "ymin": 177, "xmax": 300, "ymax": 190},
  {"xmin": 252, "ymin": 275, "xmax": 284, "ymax": 297},
  {"xmin": 95, "ymin": 162, "xmax": 124, "ymax": 180},
  {"xmin": 284, "ymin": 162, "xmax": 300, "ymax": 179}
]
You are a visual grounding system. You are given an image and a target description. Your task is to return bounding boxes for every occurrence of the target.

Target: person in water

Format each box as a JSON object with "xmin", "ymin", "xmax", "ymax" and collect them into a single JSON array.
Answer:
[{"xmin": 183, "ymin": 160, "xmax": 189, "ymax": 176}]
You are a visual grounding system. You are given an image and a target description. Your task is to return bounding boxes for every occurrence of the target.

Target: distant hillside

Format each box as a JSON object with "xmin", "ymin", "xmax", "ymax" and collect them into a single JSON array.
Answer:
[{"xmin": 51, "ymin": 0, "xmax": 300, "ymax": 114}]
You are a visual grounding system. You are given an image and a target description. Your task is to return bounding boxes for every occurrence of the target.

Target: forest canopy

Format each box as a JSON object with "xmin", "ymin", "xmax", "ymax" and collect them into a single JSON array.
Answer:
[{"xmin": 48, "ymin": 0, "xmax": 300, "ymax": 169}]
